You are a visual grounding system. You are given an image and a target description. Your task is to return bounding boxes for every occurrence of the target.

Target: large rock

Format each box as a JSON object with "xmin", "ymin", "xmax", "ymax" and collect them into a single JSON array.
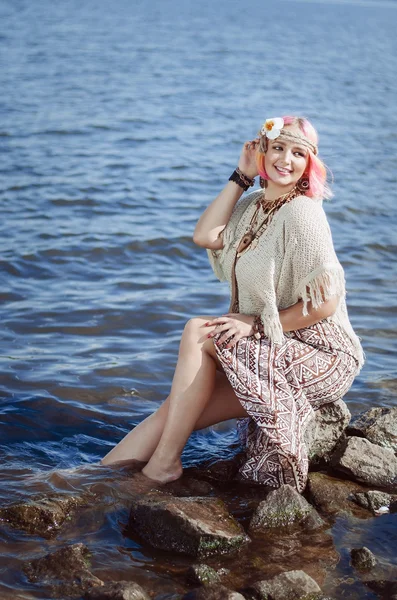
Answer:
[
  {"xmin": 183, "ymin": 585, "xmax": 245, "ymax": 600},
  {"xmin": 331, "ymin": 437, "xmax": 397, "ymax": 488},
  {"xmin": 243, "ymin": 570, "xmax": 322, "ymax": 600},
  {"xmin": 23, "ymin": 543, "xmax": 103, "ymax": 597},
  {"xmin": 349, "ymin": 490, "xmax": 396, "ymax": 515},
  {"xmin": 306, "ymin": 472, "xmax": 370, "ymax": 517},
  {"xmin": 187, "ymin": 564, "xmax": 222, "ymax": 586},
  {"xmin": 350, "ymin": 547, "xmax": 377, "ymax": 571},
  {"xmin": 0, "ymin": 493, "xmax": 92, "ymax": 538},
  {"xmin": 305, "ymin": 400, "xmax": 351, "ymax": 464},
  {"xmin": 83, "ymin": 581, "xmax": 150, "ymax": 600},
  {"xmin": 346, "ymin": 407, "xmax": 397, "ymax": 451},
  {"xmin": 249, "ymin": 485, "xmax": 324, "ymax": 532},
  {"xmin": 129, "ymin": 495, "xmax": 250, "ymax": 557}
]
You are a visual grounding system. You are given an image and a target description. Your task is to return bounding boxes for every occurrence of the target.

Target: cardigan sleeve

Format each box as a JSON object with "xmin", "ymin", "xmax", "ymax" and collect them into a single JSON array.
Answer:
[
  {"xmin": 206, "ymin": 190, "xmax": 261, "ymax": 282},
  {"xmin": 283, "ymin": 196, "xmax": 346, "ymax": 316}
]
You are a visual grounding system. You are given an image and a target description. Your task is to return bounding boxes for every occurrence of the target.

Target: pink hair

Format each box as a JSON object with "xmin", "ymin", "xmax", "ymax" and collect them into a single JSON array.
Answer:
[{"xmin": 256, "ymin": 115, "xmax": 332, "ymax": 200}]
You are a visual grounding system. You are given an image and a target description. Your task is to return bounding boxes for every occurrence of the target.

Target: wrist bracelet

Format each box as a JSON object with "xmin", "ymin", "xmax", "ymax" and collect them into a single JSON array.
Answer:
[
  {"xmin": 253, "ymin": 315, "xmax": 265, "ymax": 340},
  {"xmin": 229, "ymin": 167, "xmax": 255, "ymax": 191}
]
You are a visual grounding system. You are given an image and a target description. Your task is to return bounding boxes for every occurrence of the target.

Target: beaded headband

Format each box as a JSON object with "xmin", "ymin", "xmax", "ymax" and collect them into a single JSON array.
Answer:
[{"xmin": 258, "ymin": 118, "xmax": 318, "ymax": 155}]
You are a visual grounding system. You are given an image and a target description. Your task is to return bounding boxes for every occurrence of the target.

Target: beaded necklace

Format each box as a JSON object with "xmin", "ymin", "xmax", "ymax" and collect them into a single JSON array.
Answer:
[
  {"xmin": 230, "ymin": 186, "xmax": 301, "ymax": 313},
  {"xmin": 236, "ymin": 186, "xmax": 300, "ymax": 257}
]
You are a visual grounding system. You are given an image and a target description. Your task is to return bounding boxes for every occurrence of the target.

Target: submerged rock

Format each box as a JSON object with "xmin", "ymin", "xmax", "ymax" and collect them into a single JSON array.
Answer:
[
  {"xmin": 331, "ymin": 436, "xmax": 397, "ymax": 488},
  {"xmin": 349, "ymin": 490, "xmax": 396, "ymax": 515},
  {"xmin": 346, "ymin": 406, "xmax": 397, "ymax": 451},
  {"xmin": 306, "ymin": 472, "xmax": 369, "ymax": 517},
  {"xmin": 243, "ymin": 570, "xmax": 322, "ymax": 600},
  {"xmin": 129, "ymin": 495, "xmax": 250, "ymax": 557},
  {"xmin": 187, "ymin": 564, "xmax": 222, "ymax": 586},
  {"xmin": 350, "ymin": 547, "xmax": 377, "ymax": 571},
  {"xmin": 83, "ymin": 581, "xmax": 150, "ymax": 600},
  {"xmin": 365, "ymin": 579, "xmax": 397, "ymax": 600},
  {"xmin": 23, "ymin": 543, "xmax": 103, "ymax": 597},
  {"xmin": 305, "ymin": 399, "xmax": 351, "ymax": 465},
  {"xmin": 0, "ymin": 493, "xmax": 92, "ymax": 538},
  {"xmin": 183, "ymin": 584, "xmax": 245, "ymax": 600},
  {"xmin": 249, "ymin": 485, "xmax": 324, "ymax": 532}
]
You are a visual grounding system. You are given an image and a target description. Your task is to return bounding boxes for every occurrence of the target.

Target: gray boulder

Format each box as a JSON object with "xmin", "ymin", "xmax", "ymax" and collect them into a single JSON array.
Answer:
[
  {"xmin": 305, "ymin": 400, "xmax": 351, "ymax": 464},
  {"xmin": 187, "ymin": 564, "xmax": 222, "ymax": 586},
  {"xmin": 331, "ymin": 437, "xmax": 397, "ymax": 488},
  {"xmin": 350, "ymin": 547, "xmax": 377, "ymax": 571},
  {"xmin": 183, "ymin": 585, "xmax": 245, "ymax": 600},
  {"xmin": 249, "ymin": 485, "xmax": 324, "ymax": 532},
  {"xmin": 306, "ymin": 472, "xmax": 368, "ymax": 517},
  {"xmin": 129, "ymin": 495, "xmax": 250, "ymax": 557},
  {"xmin": 83, "ymin": 582, "xmax": 150, "ymax": 600},
  {"xmin": 349, "ymin": 490, "xmax": 396, "ymax": 515},
  {"xmin": 23, "ymin": 543, "xmax": 103, "ymax": 597},
  {"xmin": 244, "ymin": 570, "xmax": 321, "ymax": 600},
  {"xmin": 0, "ymin": 493, "xmax": 92, "ymax": 538},
  {"xmin": 346, "ymin": 406, "xmax": 397, "ymax": 451}
]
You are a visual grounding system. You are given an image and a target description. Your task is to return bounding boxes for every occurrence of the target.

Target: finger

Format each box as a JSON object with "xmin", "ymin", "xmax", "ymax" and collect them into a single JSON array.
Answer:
[
  {"xmin": 205, "ymin": 317, "xmax": 229, "ymax": 328},
  {"xmin": 225, "ymin": 333, "xmax": 243, "ymax": 349},
  {"xmin": 218, "ymin": 329, "xmax": 237, "ymax": 345},
  {"xmin": 207, "ymin": 323, "xmax": 232, "ymax": 338}
]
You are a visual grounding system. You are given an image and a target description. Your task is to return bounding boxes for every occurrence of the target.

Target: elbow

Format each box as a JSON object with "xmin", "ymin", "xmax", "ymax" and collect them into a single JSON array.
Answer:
[
  {"xmin": 193, "ymin": 231, "xmax": 208, "ymax": 247},
  {"xmin": 319, "ymin": 295, "xmax": 340, "ymax": 319}
]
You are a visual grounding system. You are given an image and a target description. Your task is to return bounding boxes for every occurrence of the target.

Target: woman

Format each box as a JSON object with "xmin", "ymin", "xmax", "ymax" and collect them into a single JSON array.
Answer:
[{"xmin": 102, "ymin": 115, "xmax": 364, "ymax": 493}]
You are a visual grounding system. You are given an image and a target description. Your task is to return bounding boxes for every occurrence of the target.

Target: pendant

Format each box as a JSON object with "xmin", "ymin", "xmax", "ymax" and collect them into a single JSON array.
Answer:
[{"xmin": 236, "ymin": 231, "xmax": 254, "ymax": 257}]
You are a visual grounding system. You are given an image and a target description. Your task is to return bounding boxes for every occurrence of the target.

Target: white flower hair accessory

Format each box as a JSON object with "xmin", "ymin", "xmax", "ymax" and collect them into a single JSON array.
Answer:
[{"xmin": 260, "ymin": 117, "xmax": 284, "ymax": 140}]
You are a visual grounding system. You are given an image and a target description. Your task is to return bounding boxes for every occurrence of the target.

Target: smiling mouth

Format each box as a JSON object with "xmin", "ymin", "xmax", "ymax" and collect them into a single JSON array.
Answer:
[{"xmin": 275, "ymin": 166, "xmax": 293, "ymax": 175}]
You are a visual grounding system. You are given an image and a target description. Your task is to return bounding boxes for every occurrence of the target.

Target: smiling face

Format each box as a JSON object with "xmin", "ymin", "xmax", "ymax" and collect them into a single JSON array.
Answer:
[{"xmin": 264, "ymin": 125, "xmax": 309, "ymax": 192}]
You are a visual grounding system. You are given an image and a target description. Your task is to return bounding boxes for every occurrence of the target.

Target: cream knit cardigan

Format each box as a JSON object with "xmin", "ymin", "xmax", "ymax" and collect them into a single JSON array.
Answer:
[{"xmin": 208, "ymin": 190, "xmax": 364, "ymax": 369}]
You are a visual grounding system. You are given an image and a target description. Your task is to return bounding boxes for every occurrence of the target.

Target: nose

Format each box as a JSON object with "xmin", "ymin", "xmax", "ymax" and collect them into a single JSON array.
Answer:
[{"xmin": 279, "ymin": 148, "xmax": 292, "ymax": 164}]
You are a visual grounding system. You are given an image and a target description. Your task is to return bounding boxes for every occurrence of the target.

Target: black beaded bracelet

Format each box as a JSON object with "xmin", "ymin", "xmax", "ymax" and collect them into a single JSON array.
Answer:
[
  {"xmin": 253, "ymin": 315, "xmax": 265, "ymax": 340},
  {"xmin": 229, "ymin": 168, "xmax": 255, "ymax": 191}
]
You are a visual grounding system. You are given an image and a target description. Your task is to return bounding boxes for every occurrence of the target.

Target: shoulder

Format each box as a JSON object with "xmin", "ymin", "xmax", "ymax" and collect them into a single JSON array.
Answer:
[
  {"xmin": 230, "ymin": 189, "xmax": 264, "ymax": 221},
  {"xmin": 281, "ymin": 195, "xmax": 328, "ymax": 227}
]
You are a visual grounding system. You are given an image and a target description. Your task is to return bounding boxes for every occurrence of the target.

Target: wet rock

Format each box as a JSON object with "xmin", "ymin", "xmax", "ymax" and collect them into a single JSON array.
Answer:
[
  {"xmin": 249, "ymin": 485, "xmax": 325, "ymax": 532},
  {"xmin": 23, "ymin": 543, "xmax": 103, "ymax": 597},
  {"xmin": 83, "ymin": 581, "xmax": 150, "ymax": 600},
  {"xmin": 243, "ymin": 570, "xmax": 321, "ymax": 600},
  {"xmin": 365, "ymin": 579, "xmax": 397, "ymax": 600},
  {"xmin": 187, "ymin": 564, "xmax": 222, "ymax": 586},
  {"xmin": 331, "ymin": 436, "xmax": 397, "ymax": 488},
  {"xmin": 129, "ymin": 495, "xmax": 250, "ymax": 557},
  {"xmin": 182, "ymin": 585, "xmax": 245, "ymax": 600},
  {"xmin": 0, "ymin": 493, "xmax": 92, "ymax": 538},
  {"xmin": 349, "ymin": 490, "xmax": 396, "ymax": 515},
  {"xmin": 350, "ymin": 547, "xmax": 377, "ymax": 571},
  {"xmin": 346, "ymin": 406, "xmax": 397, "ymax": 451},
  {"xmin": 305, "ymin": 399, "xmax": 351, "ymax": 465},
  {"xmin": 306, "ymin": 472, "xmax": 368, "ymax": 517}
]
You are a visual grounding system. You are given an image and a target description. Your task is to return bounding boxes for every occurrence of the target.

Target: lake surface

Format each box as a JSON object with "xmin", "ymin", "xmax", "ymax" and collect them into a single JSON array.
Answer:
[{"xmin": 0, "ymin": 0, "xmax": 396, "ymax": 597}]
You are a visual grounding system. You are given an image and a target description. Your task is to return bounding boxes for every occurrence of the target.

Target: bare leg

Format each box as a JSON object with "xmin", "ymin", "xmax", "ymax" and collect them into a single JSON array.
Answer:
[
  {"xmin": 141, "ymin": 317, "xmax": 245, "ymax": 482},
  {"xmin": 101, "ymin": 317, "xmax": 248, "ymax": 477}
]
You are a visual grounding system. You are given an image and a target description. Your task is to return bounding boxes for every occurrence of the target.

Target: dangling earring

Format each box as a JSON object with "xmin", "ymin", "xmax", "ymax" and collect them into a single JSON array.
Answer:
[
  {"xmin": 297, "ymin": 174, "xmax": 310, "ymax": 193},
  {"xmin": 260, "ymin": 177, "xmax": 266, "ymax": 189}
]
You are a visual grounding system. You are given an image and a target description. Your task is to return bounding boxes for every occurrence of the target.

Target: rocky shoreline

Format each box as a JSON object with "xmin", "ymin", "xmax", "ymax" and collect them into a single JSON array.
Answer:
[{"xmin": 1, "ymin": 404, "xmax": 397, "ymax": 600}]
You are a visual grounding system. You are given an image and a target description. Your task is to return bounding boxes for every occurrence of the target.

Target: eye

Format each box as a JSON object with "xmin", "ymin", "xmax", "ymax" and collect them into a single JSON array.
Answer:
[
  {"xmin": 294, "ymin": 151, "xmax": 306, "ymax": 157},
  {"xmin": 273, "ymin": 145, "xmax": 283, "ymax": 151}
]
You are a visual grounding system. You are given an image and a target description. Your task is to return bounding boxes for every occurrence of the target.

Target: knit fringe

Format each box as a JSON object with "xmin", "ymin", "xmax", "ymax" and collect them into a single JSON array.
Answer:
[
  {"xmin": 296, "ymin": 264, "xmax": 346, "ymax": 317},
  {"xmin": 206, "ymin": 224, "xmax": 237, "ymax": 282},
  {"xmin": 261, "ymin": 310, "xmax": 285, "ymax": 345}
]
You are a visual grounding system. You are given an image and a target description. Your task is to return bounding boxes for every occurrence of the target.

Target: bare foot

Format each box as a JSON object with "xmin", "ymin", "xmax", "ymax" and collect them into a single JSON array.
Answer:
[{"xmin": 141, "ymin": 458, "xmax": 183, "ymax": 484}]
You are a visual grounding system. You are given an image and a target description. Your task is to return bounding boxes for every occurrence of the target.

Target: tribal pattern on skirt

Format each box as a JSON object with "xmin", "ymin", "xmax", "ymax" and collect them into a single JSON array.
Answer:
[{"xmin": 214, "ymin": 319, "xmax": 358, "ymax": 493}]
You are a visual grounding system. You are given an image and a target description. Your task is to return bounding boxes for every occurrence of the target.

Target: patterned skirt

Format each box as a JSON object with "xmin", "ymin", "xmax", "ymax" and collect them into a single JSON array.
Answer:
[{"xmin": 213, "ymin": 319, "xmax": 359, "ymax": 493}]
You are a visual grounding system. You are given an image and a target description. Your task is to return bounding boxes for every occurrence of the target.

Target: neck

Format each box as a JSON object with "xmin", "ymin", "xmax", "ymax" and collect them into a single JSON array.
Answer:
[{"xmin": 264, "ymin": 181, "xmax": 297, "ymax": 202}]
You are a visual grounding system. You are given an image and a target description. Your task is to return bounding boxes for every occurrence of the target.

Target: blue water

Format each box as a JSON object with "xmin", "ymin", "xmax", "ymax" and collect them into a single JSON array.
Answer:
[{"xmin": 1, "ymin": 0, "xmax": 397, "ymax": 597}]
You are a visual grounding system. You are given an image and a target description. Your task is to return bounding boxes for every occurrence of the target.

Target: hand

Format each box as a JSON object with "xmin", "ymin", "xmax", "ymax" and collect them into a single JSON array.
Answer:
[
  {"xmin": 206, "ymin": 313, "xmax": 255, "ymax": 349},
  {"xmin": 237, "ymin": 139, "xmax": 260, "ymax": 180}
]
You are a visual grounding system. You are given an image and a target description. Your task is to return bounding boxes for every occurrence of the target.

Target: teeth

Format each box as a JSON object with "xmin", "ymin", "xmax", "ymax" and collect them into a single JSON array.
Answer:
[{"xmin": 276, "ymin": 167, "xmax": 291, "ymax": 174}]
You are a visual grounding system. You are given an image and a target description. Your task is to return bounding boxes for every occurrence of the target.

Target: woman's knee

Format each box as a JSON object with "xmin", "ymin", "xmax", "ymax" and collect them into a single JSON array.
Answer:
[{"xmin": 183, "ymin": 316, "xmax": 213, "ymax": 342}]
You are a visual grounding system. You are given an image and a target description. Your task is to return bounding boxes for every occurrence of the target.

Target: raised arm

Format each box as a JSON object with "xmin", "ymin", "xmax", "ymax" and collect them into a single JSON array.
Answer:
[{"xmin": 193, "ymin": 140, "xmax": 259, "ymax": 250}]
